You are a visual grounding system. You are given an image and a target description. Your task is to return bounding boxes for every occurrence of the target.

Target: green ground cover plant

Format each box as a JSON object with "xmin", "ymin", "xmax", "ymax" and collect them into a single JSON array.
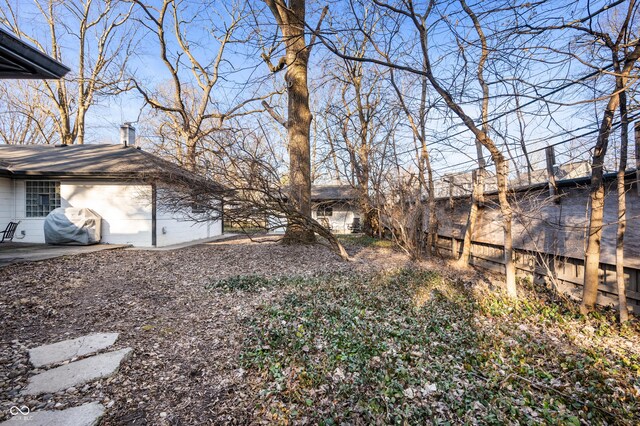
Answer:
[{"xmin": 234, "ymin": 270, "xmax": 640, "ymax": 424}]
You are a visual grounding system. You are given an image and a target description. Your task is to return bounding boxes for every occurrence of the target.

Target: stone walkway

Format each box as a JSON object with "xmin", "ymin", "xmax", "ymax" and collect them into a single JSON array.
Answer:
[
  {"xmin": 2, "ymin": 333, "xmax": 131, "ymax": 425},
  {"xmin": 27, "ymin": 333, "xmax": 120, "ymax": 368}
]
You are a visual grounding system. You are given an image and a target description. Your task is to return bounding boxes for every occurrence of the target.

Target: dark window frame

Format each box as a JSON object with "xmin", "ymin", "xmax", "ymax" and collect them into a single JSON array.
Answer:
[
  {"xmin": 317, "ymin": 206, "xmax": 333, "ymax": 217},
  {"xmin": 191, "ymin": 203, "xmax": 207, "ymax": 214}
]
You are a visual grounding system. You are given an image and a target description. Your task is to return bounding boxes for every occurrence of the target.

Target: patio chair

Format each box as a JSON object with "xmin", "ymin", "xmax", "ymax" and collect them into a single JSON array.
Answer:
[
  {"xmin": 348, "ymin": 218, "xmax": 362, "ymax": 233},
  {"xmin": 0, "ymin": 221, "xmax": 20, "ymax": 243}
]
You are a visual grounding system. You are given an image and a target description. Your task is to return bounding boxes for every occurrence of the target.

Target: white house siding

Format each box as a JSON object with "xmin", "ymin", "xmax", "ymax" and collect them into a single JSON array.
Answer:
[
  {"xmin": 267, "ymin": 216, "xmax": 287, "ymax": 234},
  {"xmin": 7, "ymin": 181, "xmax": 149, "ymax": 245},
  {"xmin": 267, "ymin": 204, "xmax": 360, "ymax": 235},
  {"xmin": 0, "ymin": 178, "xmax": 15, "ymax": 232},
  {"xmin": 7, "ymin": 180, "xmax": 152, "ymax": 245},
  {"xmin": 60, "ymin": 181, "xmax": 154, "ymax": 246},
  {"xmin": 155, "ymin": 206, "xmax": 222, "ymax": 247},
  {"xmin": 6, "ymin": 179, "xmax": 223, "ymax": 247},
  {"xmin": 152, "ymin": 187, "xmax": 223, "ymax": 247},
  {"xmin": 312, "ymin": 202, "xmax": 360, "ymax": 234},
  {"xmin": 12, "ymin": 180, "xmax": 46, "ymax": 243}
]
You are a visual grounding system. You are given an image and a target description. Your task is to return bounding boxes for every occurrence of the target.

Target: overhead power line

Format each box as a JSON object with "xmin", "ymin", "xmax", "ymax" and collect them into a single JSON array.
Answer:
[
  {"xmin": 392, "ymin": 63, "xmax": 615, "ymax": 160},
  {"xmin": 428, "ymin": 111, "xmax": 640, "ymax": 177}
]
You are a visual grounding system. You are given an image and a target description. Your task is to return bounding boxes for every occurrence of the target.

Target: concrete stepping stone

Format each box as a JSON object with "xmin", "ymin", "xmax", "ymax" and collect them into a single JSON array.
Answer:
[
  {"xmin": 29, "ymin": 333, "xmax": 119, "ymax": 368},
  {"xmin": 23, "ymin": 348, "xmax": 132, "ymax": 396},
  {"xmin": 0, "ymin": 402, "xmax": 105, "ymax": 426}
]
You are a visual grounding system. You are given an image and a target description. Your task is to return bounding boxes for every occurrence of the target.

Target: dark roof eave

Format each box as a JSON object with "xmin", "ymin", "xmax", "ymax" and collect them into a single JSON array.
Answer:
[
  {"xmin": 3, "ymin": 170, "xmax": 145, "ymax": 180},
  {"xmin": 0, "ymin": 29, "xmax": 70, "ymax": 79},
  {"xmin": 0, "ymin": 169, "xmax": 223, "ymax": 191},
  {"xmin": 311, "ymin": 197, "xmax": 357, "ymax": 202}
]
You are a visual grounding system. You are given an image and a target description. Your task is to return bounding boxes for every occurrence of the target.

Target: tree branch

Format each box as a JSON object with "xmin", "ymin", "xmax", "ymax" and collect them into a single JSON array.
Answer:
[{"xmin": 261, "ymin": 100, "xmax": 287, "ymax": 128}]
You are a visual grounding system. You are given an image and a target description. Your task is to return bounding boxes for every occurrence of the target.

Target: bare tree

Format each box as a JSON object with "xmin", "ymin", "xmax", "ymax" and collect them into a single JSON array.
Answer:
[
  {"xmin": 614, "ymin": 11, "xmax": 639, "ymax": 323},
  {"xmin": 0, "ymin": 83, "xmax": 55, "ymax": 144},
  {"xmin": 378, "ymin": 168, "xmax": 424, "ymax": 258},
  {"xmin": 506, "ymin": 0, "xmax": 640, "ymax": 313},
  {"xmin": 132, "ymin": 0, "xmax": 352, "ymax": 256},
  {"xmin": 154, "ymin": 123, "xmax": 350, "ymax": 259},
  {"xmin": 615, "ymin": 84, "xmax": 631, "ymax": 323},
  {"xmin": 260, "ymin": 0, "xmax": 327, "ymax": 243},
  {"xmin": 1, "ymin": 0, "xmax": 135, "ymax": 145},
  {"xmin": 318, "ymin": 0, "xmax": 519, "ymax": 295},
  {"xmin": 568, "ymin": 1, "xmax": 640, "ymax": 314},
  {"xmin": 320, "ymin": 25, "xmax": 391, "ymax": 236},
  {"xmin": 132, "ymin": 0, "xmax": 270, "ymax": 171},
  {"xmin": 388, "ymin": 68, "xmax": 439, "ymax": 256}
]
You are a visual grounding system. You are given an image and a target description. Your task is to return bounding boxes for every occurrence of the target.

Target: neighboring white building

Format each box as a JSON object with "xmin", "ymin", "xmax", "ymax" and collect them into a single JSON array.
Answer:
[
  {"xmin": 310, "ymin": 185, "xmax": 362, "ymax": 234},
  {"xmin": 267, "ymin": 185, "xmax": 362, "ymax": 234},
  {"xmin": 0, "ymin": 144, "xmax": 223, "ymax": 247}
]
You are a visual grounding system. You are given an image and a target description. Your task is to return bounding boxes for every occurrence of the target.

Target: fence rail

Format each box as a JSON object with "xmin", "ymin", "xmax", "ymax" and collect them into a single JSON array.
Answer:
[
  {"xmin": 434, "ymin": 235, "xmax": 640, "ymax": 314},
  {"xmin": 414, "ymin": 124, "xmax": 640, "ymax": 313}
]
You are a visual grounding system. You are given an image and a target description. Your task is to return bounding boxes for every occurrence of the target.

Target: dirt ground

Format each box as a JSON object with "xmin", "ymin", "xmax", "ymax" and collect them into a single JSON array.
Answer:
[
  {"xmin": 0, "ymin": 237, "xmax": 410, "ymax": 425},
  {"xmin": 3, "ymin": 238, "xmax": 638, "ymax": 425}
]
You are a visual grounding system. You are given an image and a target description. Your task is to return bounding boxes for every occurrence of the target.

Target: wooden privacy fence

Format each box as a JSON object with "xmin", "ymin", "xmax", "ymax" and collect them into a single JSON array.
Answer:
[
  {"xmin": 426, "ymin": 130, "xmax": 640, "ymax": 314},
  {"xmin": 434, "ymin": 235, "xmax": 640, "ymax": 314}
]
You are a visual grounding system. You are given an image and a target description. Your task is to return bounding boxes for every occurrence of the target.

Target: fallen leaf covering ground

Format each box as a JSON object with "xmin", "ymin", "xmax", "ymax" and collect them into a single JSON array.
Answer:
[{"xmin": 0, "ymin": 236, "xmax": 638, "ymax": 425}]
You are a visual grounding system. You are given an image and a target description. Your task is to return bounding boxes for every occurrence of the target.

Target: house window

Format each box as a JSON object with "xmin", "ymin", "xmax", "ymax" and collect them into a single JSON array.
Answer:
[
  {"xmin": 317, "ymin": 206, "xmax": 333, "ymax": 217},
  {"xmin": 191, "ymin": 203, "xmax": 206, "ymax": 214},
  {"xmin": 26, "ymin": 181, "xmax": 60, "ymax": 217}
]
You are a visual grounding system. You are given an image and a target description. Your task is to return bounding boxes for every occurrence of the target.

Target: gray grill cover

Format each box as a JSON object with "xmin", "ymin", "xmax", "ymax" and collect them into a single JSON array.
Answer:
[{"xmin": 44, "ymin": 207, "xmax": 102, "ymax": 245}]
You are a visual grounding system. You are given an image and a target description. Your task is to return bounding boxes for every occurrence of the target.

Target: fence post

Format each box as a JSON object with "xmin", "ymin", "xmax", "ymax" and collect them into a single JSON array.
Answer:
[
  {"xmin": 448, "ymin": 175, "xmax": 455, "ymax": 210},
  {"xmin": 476, "ymin": 167, "xmax": 485, "ymax": 205},
  {"xmin": 545, "ymin": 146, "xmax": 559, "ymax": 201},
  {"xmin": 635, "ymin": 121, "xmax": 640, "ymax": 196},
  {"xmin": 472, "ymin": 169, "xmax": 477, "ymax": 198}
]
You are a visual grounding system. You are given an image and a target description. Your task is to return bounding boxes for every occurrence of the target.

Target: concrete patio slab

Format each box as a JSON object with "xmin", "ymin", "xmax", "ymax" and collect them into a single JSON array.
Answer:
[
  {"xmin": 0, "ymin": 243, "xmax": 129, "ymax": 268},
  {"xmin": 23, "ymin": 348, "xmax": 132, "ymax": 396},
  {"xmin": 1, "ymin": 402, "xmax": 105, "ymax": 426},
  {"xmin": 126, "ymin": 233, "xmax": 238, "ymax": 251},
  {"xmin": 29, "ymin": 332, "xmax": 119, "ymax": 368}
]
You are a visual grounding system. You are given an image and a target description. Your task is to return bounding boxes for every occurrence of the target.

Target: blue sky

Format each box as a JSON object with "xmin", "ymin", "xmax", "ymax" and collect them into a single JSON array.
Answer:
[{"xmin": 1, "ymin": 0, "xmax": 635, "ymax": 183}]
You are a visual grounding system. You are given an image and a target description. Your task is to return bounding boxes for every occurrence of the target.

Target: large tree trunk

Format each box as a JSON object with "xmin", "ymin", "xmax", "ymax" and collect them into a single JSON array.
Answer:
[
  {"xmin": 614, "ymin": 90, "xmax": 631, "ymax": 323},
  {"xmin": 359, "ymin": 180, "xmax": 378, "ymax": 237},
  {"xmin": 76, "ymin": 109, "xmax": 86, "ymax": 145},
  {"xmin": 496, "ymin": 158, "xmax": 516, "ymax": 297},
  {"xmin": 361, "ymin": 201, "xmax": 379, "ymax": 236},
  {"xmin": 581, "ymin": 96, "xmax": 618, "ymax": 313},
  {"xmin": 580, "ymin": 23, "xmax": 640, "ymax": 314},
  {"xmin": 426, "ymin": 161, "xmax": 438, "ymax": 256},
  {"xmin": 356, "ymin": 167, "xmax": 377, "ymax": 236},
  {"xmin": 615, "ymin": 152, "xmax": 629, "ymax": 324},
  {"xmin": 265, "ymin": 0, "xmax": 315, "ymax": 244},
  {"xmin": 282, "ymin": 40, "xmax": 314, "ymax": 243},
  {"xmin": 186, "ymin": 136, "xmax": 198, "ymax": 172},
  {"xmin": 582, "ymin": 185, "xmax": 606, "ymax": 313},
  {"xmin": 421, "ymin": 119, "xmax": 438, "ymax": 255},
  {"xmin": 454, "ymin": 0, "xmax": 488, "ymax": 269}
]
